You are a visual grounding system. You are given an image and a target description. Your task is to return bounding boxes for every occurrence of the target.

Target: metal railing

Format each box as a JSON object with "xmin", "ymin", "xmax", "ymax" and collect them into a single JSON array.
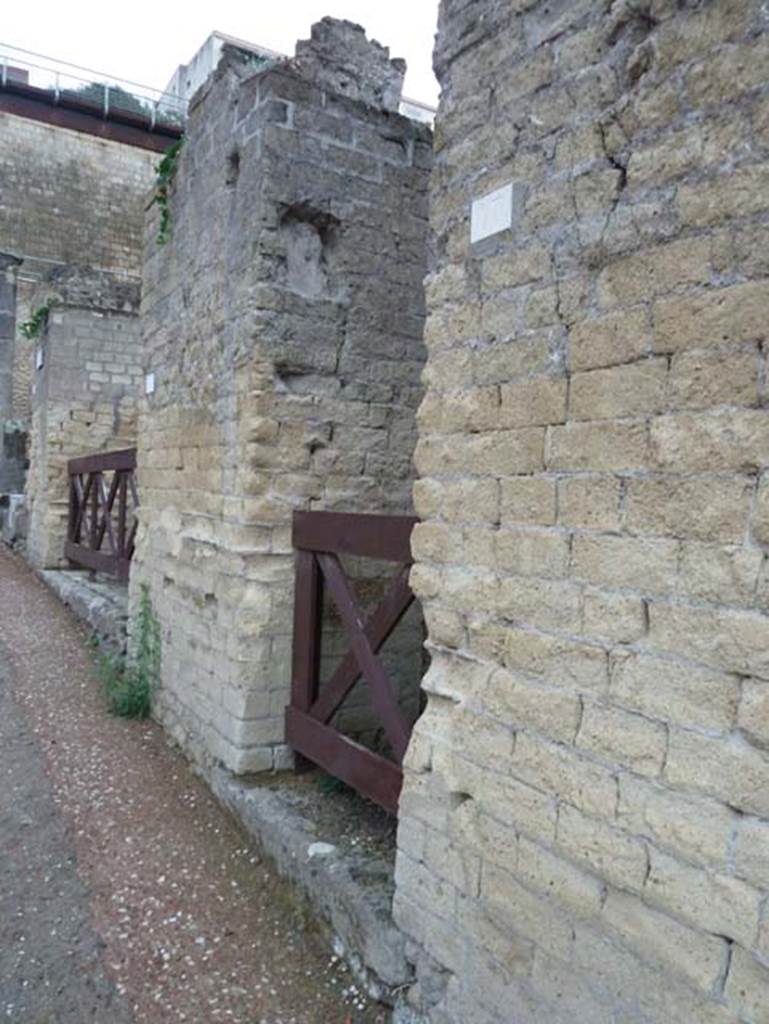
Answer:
[
  {"xmin": 0, "ymin": 43, "xmax": 186, "ymax": 130},
  {"xmin": 66, "ymin": 448, "xmax": 138, "ymax": 581}
]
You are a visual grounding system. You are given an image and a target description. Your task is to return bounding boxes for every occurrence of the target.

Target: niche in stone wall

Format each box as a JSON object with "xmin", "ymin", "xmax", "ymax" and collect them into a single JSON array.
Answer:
[{"xmin": 277, "ymin": 202, "xmax": 343, "ymax": 300}]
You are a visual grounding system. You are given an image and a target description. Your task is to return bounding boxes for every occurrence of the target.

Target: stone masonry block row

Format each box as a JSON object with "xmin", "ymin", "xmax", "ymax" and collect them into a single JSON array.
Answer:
[{"xmin": 396, "ymin": 2, "xmax": 769, "ymax": 1021}]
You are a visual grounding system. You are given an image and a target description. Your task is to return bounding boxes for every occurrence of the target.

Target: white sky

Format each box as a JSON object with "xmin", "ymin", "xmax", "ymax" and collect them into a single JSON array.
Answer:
[{"xmin": 4, "ymin": 0, "xmax": 441, "ymax": 105}]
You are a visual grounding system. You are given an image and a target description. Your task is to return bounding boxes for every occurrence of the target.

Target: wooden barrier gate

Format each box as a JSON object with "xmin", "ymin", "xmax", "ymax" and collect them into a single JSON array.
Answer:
[
  {"xmin": 66, "ymin": 448, "xmax": 138, "ymax": 580},
  {"xmin": 285, "ymin": 510, "xmax": 419, "ymax": 814}
]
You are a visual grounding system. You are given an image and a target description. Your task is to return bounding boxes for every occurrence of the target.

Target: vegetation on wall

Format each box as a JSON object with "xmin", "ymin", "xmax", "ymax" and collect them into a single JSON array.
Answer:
[
  {"xmin": 63, "ymin": 81, "xmax": 149, "ymax": 117},
  {"xmin": 19, "ymin": 300, "xmax": 53, "ymax": 340},
  {"xmin": 93, "ymin": 584, "xmax": 161, "ymax": 719},
  {"xmin": 150, "ymin": 138, "xmax": 184, "ymax": 245},
  {"xmin": 61, "ymin": 80, "xmax": 185, "ymax": 129}
]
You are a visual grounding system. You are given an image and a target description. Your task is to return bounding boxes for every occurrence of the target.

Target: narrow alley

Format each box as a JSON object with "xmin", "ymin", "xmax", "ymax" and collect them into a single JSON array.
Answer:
[{"xmin": 0, "ymin": 548, "xmax": 385, "ymax": 1024}]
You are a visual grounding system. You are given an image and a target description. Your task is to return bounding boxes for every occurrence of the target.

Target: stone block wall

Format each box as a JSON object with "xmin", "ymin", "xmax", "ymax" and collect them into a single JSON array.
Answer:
[
  {"xmin": 0, "ymin": 112, "xmax": 155, "ymax": 279},
  {"xmin": 394, "ymin": 2, "xmax": 769, "ymax": 1022},
  {"xmin": 0, "ymin": 254, "xmax": 25, "ymax": 492},
  {"xmin": 131, "ymin": 21, "xmax": 431, "ymax": 774},
  {"xmin": 25, "ymin": 269, "xmax": 142, "ymax": 568}
]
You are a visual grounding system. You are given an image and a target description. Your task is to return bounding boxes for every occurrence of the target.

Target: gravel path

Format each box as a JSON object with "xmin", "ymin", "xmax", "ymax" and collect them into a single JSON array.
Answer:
[
  {"xmin": 0, "ymin": 658, "xmax": 132, "ymax": 1022},
  {"xmin": 0, "ymin": 548, "xmax": 386, "ymax": 1024}
]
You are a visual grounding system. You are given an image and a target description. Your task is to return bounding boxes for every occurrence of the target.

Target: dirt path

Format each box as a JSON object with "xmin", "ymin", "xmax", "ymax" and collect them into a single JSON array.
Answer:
[
  {"xmin": 0, "ymin": 548, "xmax": 386, "ymax": 1024},
  {"xmin": 0, "ymin": 659, "xmax": 133, "ymax": 1022}
]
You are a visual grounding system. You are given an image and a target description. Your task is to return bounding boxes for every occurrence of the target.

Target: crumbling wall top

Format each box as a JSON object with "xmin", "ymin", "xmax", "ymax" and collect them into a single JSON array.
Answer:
[
  {"xmin": 293, "ymin": 17, "xmax": 406, "ymax": 111},
  {"xmin": 41, "ymin": 266, "xmax": 140, "ymax": 315}
]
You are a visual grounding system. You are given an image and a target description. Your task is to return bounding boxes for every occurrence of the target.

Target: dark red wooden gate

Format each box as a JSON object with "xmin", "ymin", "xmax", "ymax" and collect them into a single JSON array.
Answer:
[
  {"xmin": 66, "ymin": 448, "xmax": 138, "ymax": 580},
  {"xmin": 285, "ymin": 510, "xmax": 419, "ymax": 814}
]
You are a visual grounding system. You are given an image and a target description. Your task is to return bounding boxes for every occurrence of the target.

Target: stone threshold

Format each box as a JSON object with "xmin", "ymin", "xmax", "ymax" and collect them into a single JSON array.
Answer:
[
  {"xmin": 38, "ymin": 568, "xmax": 128, "ymax": 651},
  {"xmin": 210, "ymin": 766, "xmax": 415, "ymax": 1012}
]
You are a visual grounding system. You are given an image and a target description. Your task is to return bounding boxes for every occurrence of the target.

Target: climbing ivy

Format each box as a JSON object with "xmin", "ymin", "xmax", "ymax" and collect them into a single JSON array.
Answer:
[
  {"xmin": 19, "ymin": 300, "xmax": 53, "ymax": 340},
  {"xmin": 150, "ymin": 137, "xmax": 184, "ymax": 245}
]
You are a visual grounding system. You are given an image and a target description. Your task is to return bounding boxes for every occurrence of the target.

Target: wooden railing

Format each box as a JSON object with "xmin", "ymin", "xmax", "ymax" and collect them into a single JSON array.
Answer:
[
  {"xmin": 285, "ymin": 510, "xmax": 419, "ymax": 814},
  {"xmin": 66, "ymin": 448, "xmax": 138, "ymax": 580}
]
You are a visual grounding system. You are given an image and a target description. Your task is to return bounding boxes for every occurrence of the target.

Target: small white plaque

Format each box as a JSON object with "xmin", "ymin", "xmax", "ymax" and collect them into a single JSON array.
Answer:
[
  {"xmin": 471, "ymin": 183, "xmax": 514, "ymax": 244},
  {"xmin": 145, "ymin": 372, "xmax": 156, "ymax": 395},
  {"xmin": 35, "ymin": 347, "xmax": 44, "ymax": 370}
]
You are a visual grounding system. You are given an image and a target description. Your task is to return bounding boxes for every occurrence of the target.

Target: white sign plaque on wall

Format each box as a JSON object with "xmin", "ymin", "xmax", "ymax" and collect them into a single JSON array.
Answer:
[
  {"xmin": 471, "ymin": 183, "xmax": 515, "ymax": 244},
  {"xmin": 145, "ymin": 372, "xmax": 156, "ymax": 395}
]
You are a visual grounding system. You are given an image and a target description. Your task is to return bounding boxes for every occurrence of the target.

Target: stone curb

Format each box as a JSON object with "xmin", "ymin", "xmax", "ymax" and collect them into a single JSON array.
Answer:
[{"xmin": 210, "ymin": 766, "xmax": 413, "ymax": 1006}]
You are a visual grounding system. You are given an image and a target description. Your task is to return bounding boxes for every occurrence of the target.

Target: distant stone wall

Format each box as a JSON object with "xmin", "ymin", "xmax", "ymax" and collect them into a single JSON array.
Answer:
[
  {"xmin": 394, "ymin": 2, "xmax": 769, "ymax": 1023},
  {"xmin": 11, "ymin": 327, "xmax": 33, "ymax": 425},
  {"xmin": 0, "ymin": 112, "xmax": 155, "ymax": 489},
  {"xmin": 0, "ymin": 254, "xmax": 25, "ymax": 492},
  {"xmin": 25, "ymin": 269, "xmax": 142, "ymax": 568},
  {"xmin": 131, "ymin": 22, "xmax": 431, "ymax": 774},
  {"xmin": 0, "ymin": 112, "xmax": 155, "ymax": 278}
]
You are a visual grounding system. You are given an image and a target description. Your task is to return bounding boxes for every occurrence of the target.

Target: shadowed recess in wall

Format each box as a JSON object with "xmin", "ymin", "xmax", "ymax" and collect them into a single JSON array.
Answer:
[
  {"xmin": 320, "ymin": 552, "xmax": 427, "ymax": 760},
  {"xmin": 278, "ymin": 201, "xmax": 343, "ymax": 299}
]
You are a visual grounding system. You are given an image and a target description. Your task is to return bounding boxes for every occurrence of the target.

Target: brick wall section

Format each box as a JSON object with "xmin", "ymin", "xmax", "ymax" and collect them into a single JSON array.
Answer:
[
  {"xmin": 11, "ymin": 326, "xmax": 33, "ymax": 425},
  {"xmin": 394, "ymin": 2, "xmax": 769, "ymax": 1022},
  {"xmin": 0, "ymin": 254, "xmax": 24, "ymax": 491},
  {"xmin": 130, "ymin": 24, "xmax": 431, "ymax": 774},
  {"xmin": 25, "ymin": 270, "xmax": 142, "ymax": 568},
  {"xmin": 0, "ymin": 113, "xmax": 155, "ymax": 277},
  {"xmin": 0, "ymin": 113, "xmax": 155, "ymax": 466}
]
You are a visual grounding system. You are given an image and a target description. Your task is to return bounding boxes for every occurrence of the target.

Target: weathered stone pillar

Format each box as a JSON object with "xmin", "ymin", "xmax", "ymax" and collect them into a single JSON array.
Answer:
[
  {"xmin": 394, "ymin": 2, "xmax": 769, "ymax": 1022},
  {"xmin": 131, "ymin": 19, "xmax": 432, "ymax": 774},
  {"xmin": 25, "ymin": 269, "xmax": 142, "ymax": 568},
  {"xmin": 0, "ymin": 253, "xmax": 24, "ymax": 493}
]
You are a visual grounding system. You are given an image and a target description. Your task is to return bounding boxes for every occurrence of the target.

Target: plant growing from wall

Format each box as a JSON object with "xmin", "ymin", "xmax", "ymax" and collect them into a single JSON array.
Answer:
[
  {"xmin": 63, "ymin": 81, "xmax": 150, "ymax": 118},
  {"xmin": 151, "ymin": 138, "xmax": 184, "ymax": 245},
  {"xmin": 93, "ymin": 584, "xmax": 161, "ymax": 719},
  {"xmin": 18, "ymin": 300, "xmax": 53, "ymax": 340}
]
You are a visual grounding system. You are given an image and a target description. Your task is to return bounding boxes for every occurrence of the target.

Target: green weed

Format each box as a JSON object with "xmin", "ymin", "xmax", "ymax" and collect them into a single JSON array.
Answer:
[{"xmin": 93, "ymin": 584, "xmax": 160, "ymax": 719}]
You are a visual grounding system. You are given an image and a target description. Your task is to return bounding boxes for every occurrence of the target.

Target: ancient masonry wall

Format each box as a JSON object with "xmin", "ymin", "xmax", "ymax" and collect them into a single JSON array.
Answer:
[
  {"xmin": 25, "ymin": 270, "xmax": 143, "ymax": 568},
  {"xmin": 0, "ymin": 113, "xmax": 155, "ymax": 281},
  {"xmin": 394, "ymin": 2, "xmax": 769, "ymax": 1023},
  {"xmin": 0, "ymin": 254, "xmax": 24, "ymax": 492},
  {"xmin": 130, "ymin": 22, "xmax": 431, "ymax": 774},
  {"xmin": 0, "ymin": 112, "xmax": 156, "ymax": 503}
]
